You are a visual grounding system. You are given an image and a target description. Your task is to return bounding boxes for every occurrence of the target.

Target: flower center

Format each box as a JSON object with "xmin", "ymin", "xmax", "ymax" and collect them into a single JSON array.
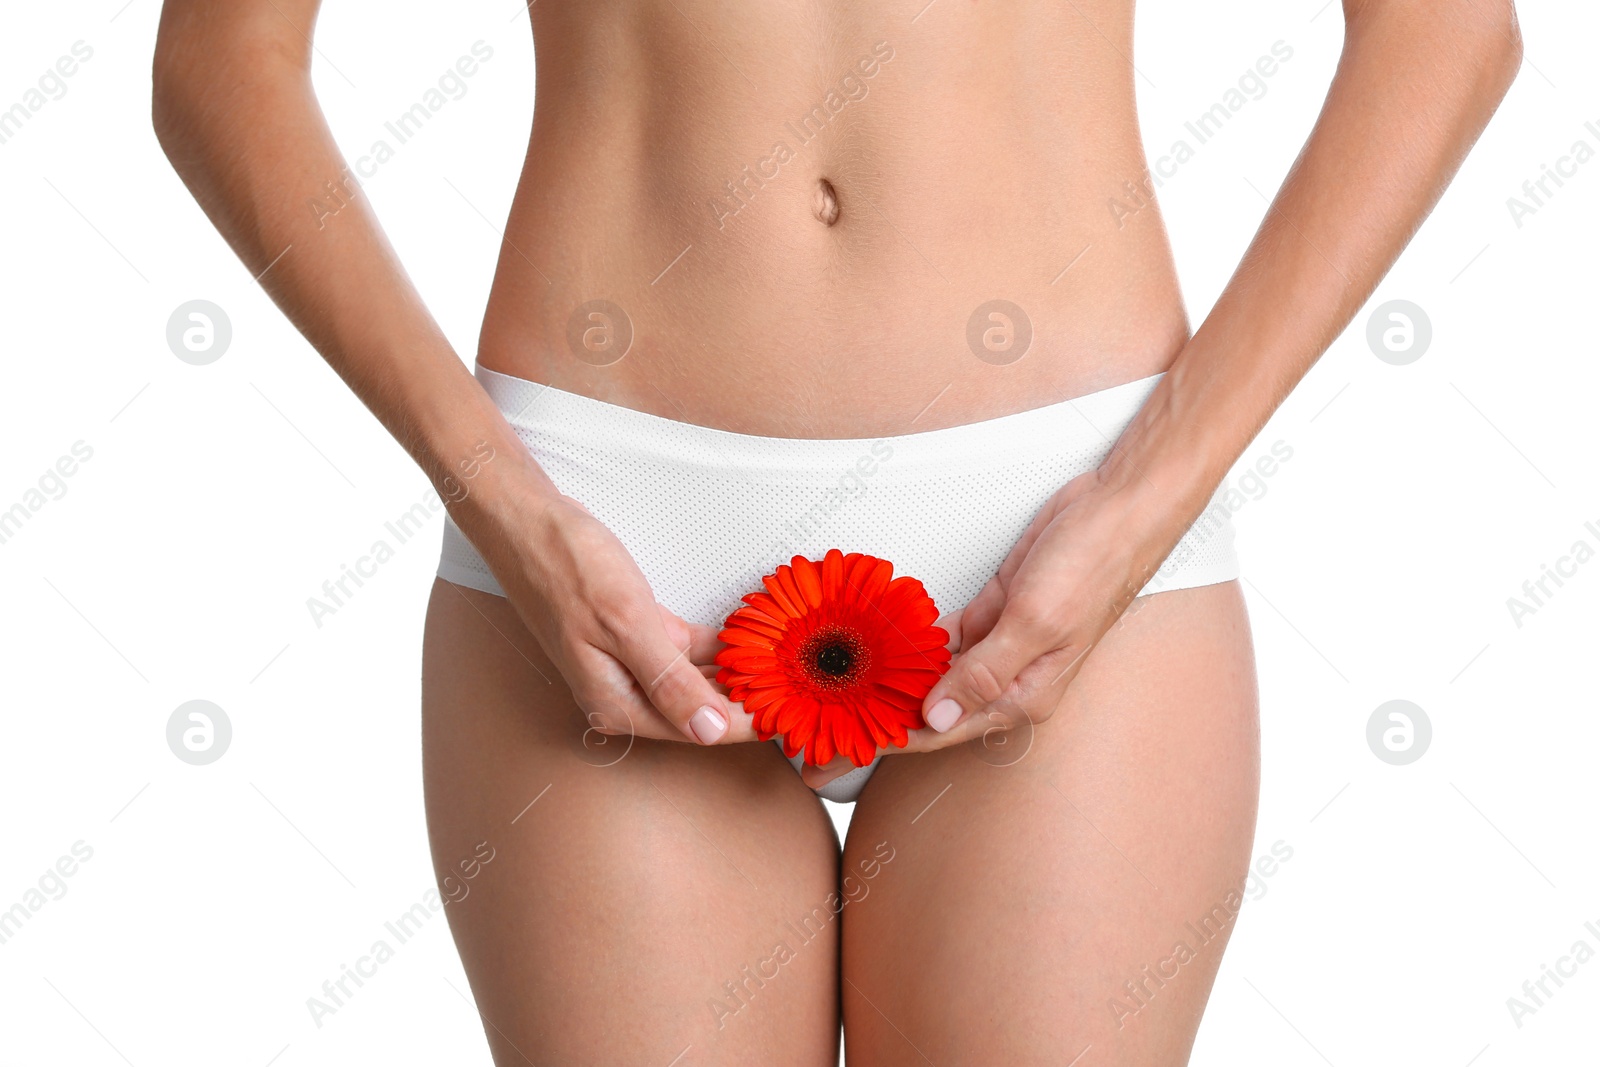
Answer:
[
  {"xmin": 798, "ymin": 626, "xmax": 869, "ymax": 690},
  {"xmin": 816, "ymin": 642, "xmax": 854, "ymax": 677}
]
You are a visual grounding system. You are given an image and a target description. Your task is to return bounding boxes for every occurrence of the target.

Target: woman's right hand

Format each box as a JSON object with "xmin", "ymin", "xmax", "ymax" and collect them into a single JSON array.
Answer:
[{"xmin": 465, "ymin": 484, "xmax": 755, "ymax": 748}]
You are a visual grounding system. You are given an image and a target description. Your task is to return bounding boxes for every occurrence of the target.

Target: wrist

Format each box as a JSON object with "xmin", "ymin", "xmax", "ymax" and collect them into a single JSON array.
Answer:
[
  {"xmin": 1100, "ymin": 358, "xmax": 1243, "ymax": 506},
  {"xmin": 1083, "ymin": 382, "xmax": 1237, "ymax": 581},
  {"xmin": 397, "ymin": 396, "xmax": 562, "ymax": 558},
  {"xmin": 438, "ymin": 432, "xmax": 558, "ymax": 539}
]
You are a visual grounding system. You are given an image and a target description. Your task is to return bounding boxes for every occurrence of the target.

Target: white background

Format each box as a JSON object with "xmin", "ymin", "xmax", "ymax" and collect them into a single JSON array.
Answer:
[{"xmin": 2, "ymin": 1, "xmax": 1596, "ymax": 1064}]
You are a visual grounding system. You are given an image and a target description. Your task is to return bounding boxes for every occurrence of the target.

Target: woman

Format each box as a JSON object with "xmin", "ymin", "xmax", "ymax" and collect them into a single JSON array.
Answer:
[{"xmin": 151, "ymin": 2, "xmax": 1519, "ymax": 1062}]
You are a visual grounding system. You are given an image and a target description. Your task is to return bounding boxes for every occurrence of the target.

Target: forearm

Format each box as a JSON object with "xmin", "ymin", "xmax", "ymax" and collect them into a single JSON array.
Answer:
[
  {"xmin": 1100, "ymin": 0, "xmax": 1521, "ymax": 554},
  {"xmin": 152, "ymin": 7, "xmax": 550, "ymax": 528}
]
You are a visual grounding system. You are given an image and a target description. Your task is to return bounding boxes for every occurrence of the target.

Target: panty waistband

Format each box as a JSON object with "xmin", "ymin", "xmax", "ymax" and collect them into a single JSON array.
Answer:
[{"xmin": 475, "ymin": 365, "xmax": 1164, "ymax": 482}]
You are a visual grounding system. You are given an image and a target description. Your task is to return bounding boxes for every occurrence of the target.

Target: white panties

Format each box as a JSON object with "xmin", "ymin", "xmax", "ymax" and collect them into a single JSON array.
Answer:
[{"xmin": 438, "ymin": 365, "xmax": 1240, "ymax": 802}]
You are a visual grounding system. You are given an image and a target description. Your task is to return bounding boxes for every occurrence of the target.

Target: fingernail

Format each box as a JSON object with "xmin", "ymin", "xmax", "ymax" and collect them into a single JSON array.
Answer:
[
  {"xmin": 689, "ymin": 705, "xmax": 727, "ymax": 744},
  {"xmin": 927, "ymin": 698, "xmax": 962, "ymax": 733}
]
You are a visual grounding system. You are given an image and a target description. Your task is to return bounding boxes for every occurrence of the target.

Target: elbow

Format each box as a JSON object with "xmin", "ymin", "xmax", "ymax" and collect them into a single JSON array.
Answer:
[
  {"xmin": 1491, "ymin": 9, "xmax": 1524, "ymax": 99},
  {"xmin": 150, "ymin": 27, "xmax": 211, "ymax": 163},
  {"xmin": 1346, "ymin": 0, "xmax": 1523, "ymax": 106},
  {"xmin": 1467, "ymin": 1, "xmax": 1524, "ymax": 103},
  {"xmin": 150, "ymin": 57, "xmax": 186, "ymax": 160},
  {"xmin": 151, "ymin": 19, "xmax": 302, "ymax": 164}
]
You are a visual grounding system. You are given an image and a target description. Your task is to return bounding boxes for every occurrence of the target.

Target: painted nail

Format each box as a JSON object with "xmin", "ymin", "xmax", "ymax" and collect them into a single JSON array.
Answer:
[
  {"xmin": 927, "ymin": 698, "xmax": 962, "ymax": 733},
  {"xmin": 689, "ymin": 705, "xmax": 727, "ymax": 744}
]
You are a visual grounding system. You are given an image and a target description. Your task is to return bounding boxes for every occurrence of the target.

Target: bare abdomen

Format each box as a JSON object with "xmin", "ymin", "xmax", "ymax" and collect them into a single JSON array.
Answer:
[{"xmin": 477, "ymin": 0, "xmax": 1188, "ymax": 438}]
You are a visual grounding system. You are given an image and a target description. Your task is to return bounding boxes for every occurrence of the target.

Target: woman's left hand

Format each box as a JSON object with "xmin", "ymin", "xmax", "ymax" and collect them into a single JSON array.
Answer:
[{"xmin": 798, "ymin": 468, "xmax": 1173, "ymax": 790}]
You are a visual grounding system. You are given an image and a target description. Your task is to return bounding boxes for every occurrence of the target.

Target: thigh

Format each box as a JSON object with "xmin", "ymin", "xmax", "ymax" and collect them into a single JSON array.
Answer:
[
  {"xmin": 422, "ymin": 579, "xmax": 842, "ymax": 1066},
  {"xmin": 840, "ymin": 581, "xmax": 1259, "ymax": 1066}
]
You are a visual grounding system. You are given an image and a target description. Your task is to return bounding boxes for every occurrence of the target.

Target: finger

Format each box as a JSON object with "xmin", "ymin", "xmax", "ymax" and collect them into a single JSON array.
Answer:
[
  {"xmin": 656, "ymin": 604, "xmax": 688, "ymax": 642},
  {"xmin": 992, "ymin": 488, "xmax": 1064, "ymax": 582},
  {"xmin": 952, "ymin": 576, "xmax": 1007, "ymax": 649},
  {"xmin": 579, "ymin": 650, "xmax": 761, "ymax": 743},
  {"xmin": 885, "ymin": 651, "xmax": 1083, "ymax": 756},
  {"xmin": 580, "ymin": 702, "xmax": 676, "ymax": 741},
  {"xmin": 920, "ymin": 605, "xmax": 1054, "ymax": 734},
  {"xmin": 610, "ymin": 611, "xmax": 737, "ymax": 745},
  {"xmin": 568, "ymin": 651, "xmax": 674, "ymax": 740},
  {"xmin": 790, "ymin": 755, "xmax": 851, "ymax": 790},
  {"xmin": 903, "ymin": 694, "xmax": 1019, "ymax": 748},
  {"xmin": 871, "ymin": 632, "xmax": 1097, "ymax": 757},
  {"xmin": 935, "ymin": 609, "xmax": 964, "ymax": 653},
  {"xmin": 699, "ymin": 666, "xmax": 760, "ymax": 739},
  {"xmin": 583, "ymin": 698, "xmax": 762, "ymax": 744},
  {"xmin": 822, "ymin": 707, "xmax": 1013, "ymax": 759},
  {"xmin": 686, "ymin": 622, "xmax": 726, "ymax": 665},
  {"xmin": 971, "ymin": 645, "xmax": 1084, "ymax": 738},
  {"xmin": 655, "ymin": 606, "xmax": 725, "ymax": 666},
  {"xmin": 800, "ymin": 754, "xmax": 861, "ymax": 790}
]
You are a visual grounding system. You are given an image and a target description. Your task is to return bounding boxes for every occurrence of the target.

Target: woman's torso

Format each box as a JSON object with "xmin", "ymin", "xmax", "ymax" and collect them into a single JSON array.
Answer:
[{"xmin": 477, "ymin": 0, "xmax": 1187, "ymax": 438}]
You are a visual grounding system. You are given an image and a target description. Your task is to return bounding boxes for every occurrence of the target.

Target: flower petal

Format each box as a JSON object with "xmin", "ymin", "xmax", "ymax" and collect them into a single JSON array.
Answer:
[
  {"xmin": 822, "ymin": 548, "xmax": 845, "ymax": 600},
  {"xmin": 775, "ymin": 563, "xmax": 811, "ymax": 620},
  {"xmin": 791, "ymin": 554, "xmax": 823, "ymax": 610},
  {"xmin": 760, "ymin": 569, "xmax": 803, "ymax": 619}
]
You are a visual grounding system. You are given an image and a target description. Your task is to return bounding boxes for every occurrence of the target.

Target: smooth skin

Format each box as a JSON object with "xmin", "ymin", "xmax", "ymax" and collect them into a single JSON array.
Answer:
[
  {"xmin": 423, "ymin": 576, "xmax": 1256, "ymax": 1065},
  {"xmin": 421, "ymin": 579, "xmax": 844, "ymax": 1065},
  {"xmin": 153, "ymin": 0, "xmax": 1520, "ymax": 1062}
]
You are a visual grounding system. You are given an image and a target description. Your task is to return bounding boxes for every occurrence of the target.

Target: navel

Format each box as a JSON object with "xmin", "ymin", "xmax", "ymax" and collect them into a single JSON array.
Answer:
[{"xmin": 813, "ymin": 177, "xmax": 840, "ymax": 226}]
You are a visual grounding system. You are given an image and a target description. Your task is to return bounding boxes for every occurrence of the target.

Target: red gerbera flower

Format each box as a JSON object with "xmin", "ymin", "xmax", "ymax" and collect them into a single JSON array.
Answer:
[{"xmin": 715, "ymin": 549, "xmax": 952, "ymax": 768}]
